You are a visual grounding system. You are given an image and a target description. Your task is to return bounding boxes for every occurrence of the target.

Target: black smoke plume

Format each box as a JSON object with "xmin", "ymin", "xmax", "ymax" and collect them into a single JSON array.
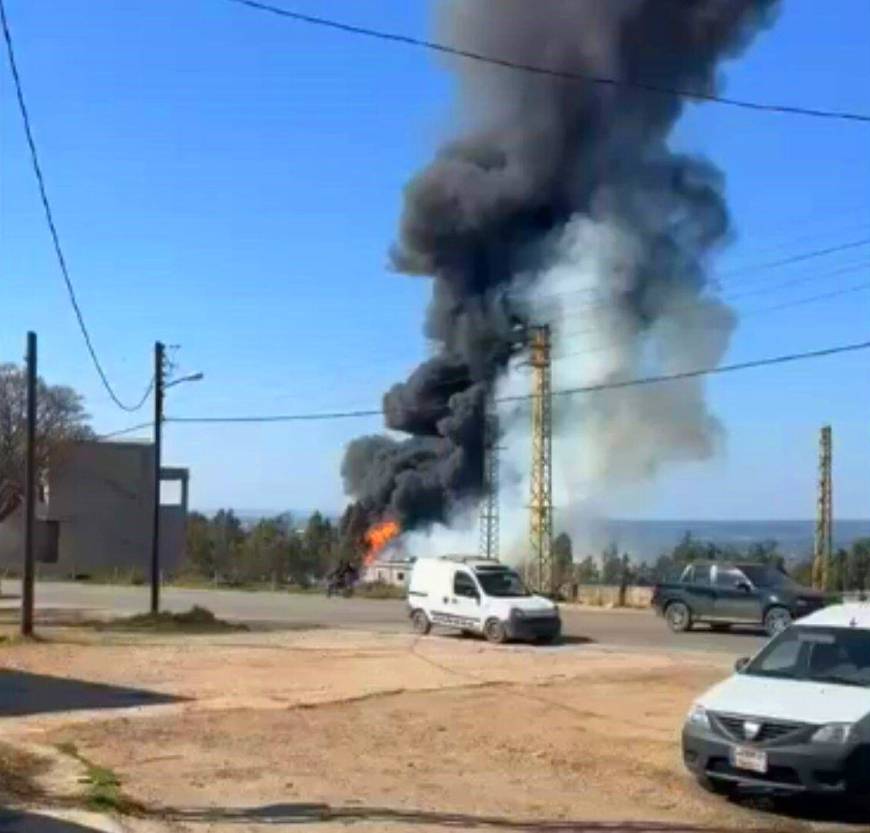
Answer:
[{"xmin": 341, "ymin": 0, "xmax": 780, "ymax": 536}]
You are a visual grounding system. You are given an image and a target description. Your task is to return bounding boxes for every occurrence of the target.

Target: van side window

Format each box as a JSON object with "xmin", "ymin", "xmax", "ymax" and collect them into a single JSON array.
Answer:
[{"xmin": 454, "ymin": 571, "xmax": 479, "ymax": 598}]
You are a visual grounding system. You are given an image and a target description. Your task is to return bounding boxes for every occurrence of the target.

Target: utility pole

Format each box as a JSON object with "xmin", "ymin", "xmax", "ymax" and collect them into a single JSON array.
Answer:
[
  {"xmin": 21, "ymin": 332, "xmax": 37, "ymax": 637},
  {"xmin": 528, "ymin": 325, "xmax": 553, "ymax": 595},
  {"xmin": 478, "ymin": 384, "xmax": 500, "ymax": 560},
  {"xmin": 150, "ymin": 341, "xmax": 165, "ymax": 614},
  {"xmin": 813, "ymin": 424, "xmax": 832, "ymax": 592}
]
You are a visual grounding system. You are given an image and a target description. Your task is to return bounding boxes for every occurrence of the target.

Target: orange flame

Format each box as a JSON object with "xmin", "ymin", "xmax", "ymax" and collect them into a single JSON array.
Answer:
[{"xmin": 363, "ymin": 520, "xmax": 400, "ymax": 566}]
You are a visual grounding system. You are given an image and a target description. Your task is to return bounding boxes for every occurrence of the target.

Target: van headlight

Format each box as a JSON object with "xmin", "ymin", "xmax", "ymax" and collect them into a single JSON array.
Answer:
[
  {"xmin": 811, "ymin": 723, "xmax": 855, "ymax": 744},
  {"xmin": 686, "ymin": 704, "xmax": 710, "ymax": 731}
]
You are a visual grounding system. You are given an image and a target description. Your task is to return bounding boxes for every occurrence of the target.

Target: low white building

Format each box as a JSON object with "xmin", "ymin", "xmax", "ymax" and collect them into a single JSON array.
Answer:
[{"xmin": 362, "ymin": 557, "xmax": 415, "ymax": 587}]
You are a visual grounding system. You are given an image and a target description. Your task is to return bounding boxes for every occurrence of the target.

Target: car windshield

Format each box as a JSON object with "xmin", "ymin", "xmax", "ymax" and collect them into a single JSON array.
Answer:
[
  {"xmin": 476, "ymin": 569, "xmax": 531, "ymax": 598},
  {"xmin": 744, "ymin": 626, "xmax": 870, "ymax": 688},
  {"xmin": 738, "ymin": 564, "xmax": 799, "ymax": 588}
]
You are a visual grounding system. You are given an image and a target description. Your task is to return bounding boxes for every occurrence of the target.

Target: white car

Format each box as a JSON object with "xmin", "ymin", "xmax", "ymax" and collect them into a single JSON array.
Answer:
[
  {"xmin": 683, "ymin": 604, "xmax": 870, "ymax": 797},
  {"xmin": 407, "ymin": 555, "xmax": 561, "ymax": 644}
]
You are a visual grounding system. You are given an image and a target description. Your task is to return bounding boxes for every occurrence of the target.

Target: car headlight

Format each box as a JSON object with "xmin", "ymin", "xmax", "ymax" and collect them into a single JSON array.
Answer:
[
  {"xmin": 686, "ymin": 704, "xmax": 710, "ymax": 731},
  {"xmin": 811, "ymin": 723, "xmax": 855, "ymax": 744}
]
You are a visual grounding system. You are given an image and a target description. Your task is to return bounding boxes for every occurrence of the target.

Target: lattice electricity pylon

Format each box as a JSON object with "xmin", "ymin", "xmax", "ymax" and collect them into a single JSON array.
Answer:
[
  {"xmin": 813, "ymin": 425, "xmax": 833, "ymax": 591},
  {"xmin": 528, "ymin": 325, "xmax": 553, "ymax": 595},
  {"xmin": 478, "ymin": 385, "xmax": 500, "ymax": 560}
]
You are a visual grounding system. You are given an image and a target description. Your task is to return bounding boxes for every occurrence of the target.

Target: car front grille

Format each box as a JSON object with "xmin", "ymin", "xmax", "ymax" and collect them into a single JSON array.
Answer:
[
  {"xmin": 712, "ymin": 713, "xmax": 811, "ymax": 745},
  {"xmin": 707, "ymin": 757, "xmax": 802, "ymax": 786}
]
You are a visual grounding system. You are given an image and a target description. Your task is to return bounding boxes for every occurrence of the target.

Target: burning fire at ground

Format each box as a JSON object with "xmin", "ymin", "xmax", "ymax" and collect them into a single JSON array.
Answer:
[{"xmin": 363, "ymin": 520, "xmax": 400, "ymax": 566}]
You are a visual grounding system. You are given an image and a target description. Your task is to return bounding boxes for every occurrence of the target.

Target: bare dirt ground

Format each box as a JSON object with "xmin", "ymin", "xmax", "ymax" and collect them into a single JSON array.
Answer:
[{"xmin": 0, "ymin": 627, "xmax": 854, "ymax": 832}]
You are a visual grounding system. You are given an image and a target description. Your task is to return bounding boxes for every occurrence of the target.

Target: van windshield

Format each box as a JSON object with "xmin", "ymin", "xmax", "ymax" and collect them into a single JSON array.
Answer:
[
  {"xmin": 744, "ymin": 626, "xmax": 870, "ymax": 688},
  {"xmin": 476, "ymin": 569, "xmax": 531, "ymax": 598}
]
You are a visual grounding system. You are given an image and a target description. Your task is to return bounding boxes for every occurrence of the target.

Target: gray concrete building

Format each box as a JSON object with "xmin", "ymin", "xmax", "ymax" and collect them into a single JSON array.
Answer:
[{"xmin": 0, "ymin": 440, "xmax": 189, "ymax": 578}]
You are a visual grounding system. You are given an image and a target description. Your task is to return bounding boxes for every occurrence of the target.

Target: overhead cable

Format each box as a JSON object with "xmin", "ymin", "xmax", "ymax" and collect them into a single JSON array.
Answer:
[{"xmin": 228, "ymin": 0, "xmax": 870, "ymax": 124}]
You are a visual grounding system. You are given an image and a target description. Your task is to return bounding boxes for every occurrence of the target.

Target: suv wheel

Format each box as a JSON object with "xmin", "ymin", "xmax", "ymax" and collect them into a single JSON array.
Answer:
[
  {"xmin": 764, "ymin": 606, "xmax": 792, "ymax": 637},
  {"xmin": 665, "ymin": 601, "xmax": 693, "ymax": 633}
]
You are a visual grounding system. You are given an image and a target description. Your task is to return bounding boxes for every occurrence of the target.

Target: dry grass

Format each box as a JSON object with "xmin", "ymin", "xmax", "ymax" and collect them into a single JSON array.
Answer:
[
  {"xmin": 0, "ymin": 741, "xmax": 50, "ymax": 800},
  {"xmin": 94, "ymin": 605, "xmax": 247, "ymax": 634}
]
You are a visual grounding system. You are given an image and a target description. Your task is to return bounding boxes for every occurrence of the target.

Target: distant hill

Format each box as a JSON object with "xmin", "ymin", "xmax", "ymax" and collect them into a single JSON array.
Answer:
[{"xmin": 579, "ymin": 519, "xmax": 870, "ymax": 561}]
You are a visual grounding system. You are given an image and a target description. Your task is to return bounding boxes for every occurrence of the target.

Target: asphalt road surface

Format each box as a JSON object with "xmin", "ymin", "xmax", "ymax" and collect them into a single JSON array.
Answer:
[{"xmin": 2, "ymin": 580, "xmax": 768, "ymax": 657}]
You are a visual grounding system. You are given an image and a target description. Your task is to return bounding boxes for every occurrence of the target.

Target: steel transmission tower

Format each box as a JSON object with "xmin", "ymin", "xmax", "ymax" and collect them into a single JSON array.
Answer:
[
  {"xmin": 528, "ymin": 325, "xmax": 553, "ymax": 594},
  {"xmin": 479, "ymin": 385, "xmax": 500, "ymax": 560},
  {"xmin": 813, "ymin": 424, "xmax": 833, "ymax": 591}
]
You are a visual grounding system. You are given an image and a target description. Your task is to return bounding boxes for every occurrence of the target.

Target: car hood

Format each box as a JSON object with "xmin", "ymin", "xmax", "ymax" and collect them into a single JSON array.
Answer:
[
  {"xmin": 489, "ymin": 594, "xmax": 557, "ymax": 614},
  {"xmin": 699, "ymin": 673, "xmax": 870, "ymax": 725}
]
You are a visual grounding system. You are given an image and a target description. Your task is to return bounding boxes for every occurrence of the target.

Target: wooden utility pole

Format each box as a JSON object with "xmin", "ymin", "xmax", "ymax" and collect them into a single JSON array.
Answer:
[
  {"xmin": 150, "ymin": 341, "xmax": 165, "ymax": 614},
  {"xmin": 21, "ymin": 331, "xmax": 37, "ymax": 637},
  {"xmin": 812, "ymin": 425, "xmax": 833, "ymax": 591}
]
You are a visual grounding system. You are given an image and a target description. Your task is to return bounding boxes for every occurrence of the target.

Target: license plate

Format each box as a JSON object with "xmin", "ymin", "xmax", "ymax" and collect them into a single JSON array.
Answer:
[{"xmin": 730, "ymin": 746, "xmax": 768, "ymax": 774}]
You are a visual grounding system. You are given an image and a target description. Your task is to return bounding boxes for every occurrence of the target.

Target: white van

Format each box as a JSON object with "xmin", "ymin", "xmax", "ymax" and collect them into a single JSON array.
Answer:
[
  {"xmin": 683, "ymin": 603, "xmax": 870, "ymax": 797},
  {"xmin": 407, "ymin": 555, "xmax": 561, "ymax": 644}
]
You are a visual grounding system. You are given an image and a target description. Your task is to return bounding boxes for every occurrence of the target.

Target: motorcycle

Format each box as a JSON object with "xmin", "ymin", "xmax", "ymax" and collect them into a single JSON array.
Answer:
[{"xmin": 326, "ymin": 569, "xmax": 356, "ymax": 598}]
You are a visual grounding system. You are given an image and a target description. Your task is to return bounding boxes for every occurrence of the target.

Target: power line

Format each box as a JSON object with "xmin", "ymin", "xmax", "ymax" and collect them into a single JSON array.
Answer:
[
  {"xmin": 169, "ymin": 408, "xmax": 383, "ymax": 425},
  {"xmin": 554, "ymin": 281, "xmax": 870, "ymax": 362},
  {"xmin": 505, "ymin": 338, "xmax": 870, "ymax": 403},
  {"xmin": 97, "ymin": 422, "xmax": 155, "ymax": 440},
  {"xmin": 0, "ymin": 0, "xmax": 153, "ymax": 413},
  {"xmin": 556, "ymin": 261, "xmax": 870, "ymax": 340},
  {"xmin": 167, "ymin": 338, "xmax": 870, "ymax": 425},
  {"xmin": 528, "ymin": 237, "xmax": 870, "ymax": 306},
  {"xmin": 228, "ymin": 0, "xmax": 870, "ymax": 124}
]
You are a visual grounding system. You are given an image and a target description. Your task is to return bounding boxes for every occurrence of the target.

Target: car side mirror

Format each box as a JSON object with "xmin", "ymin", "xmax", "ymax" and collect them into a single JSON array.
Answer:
[{"xmin": 734, "ymin": 657, "xmax": 750, "ymax": 673}]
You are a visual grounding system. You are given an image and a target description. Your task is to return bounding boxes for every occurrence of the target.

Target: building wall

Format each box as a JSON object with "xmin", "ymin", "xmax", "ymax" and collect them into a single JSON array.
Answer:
[
  {"xmin": 0, "ymin": 441, "xmax": 187, "ymax": 577},
  {"xmin": 0, "ymin": 509, "xmax": 58, "ymax": 568},
  {"xmin": 362, "ymin": 561, "xmax": 412, "ymax": 587}
]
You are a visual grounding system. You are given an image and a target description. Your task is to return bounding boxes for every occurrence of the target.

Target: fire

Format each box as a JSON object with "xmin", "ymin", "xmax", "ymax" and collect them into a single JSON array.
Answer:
[{"xmin": 363, "ymin": 520, "xmax": 400, "ymax": 566}]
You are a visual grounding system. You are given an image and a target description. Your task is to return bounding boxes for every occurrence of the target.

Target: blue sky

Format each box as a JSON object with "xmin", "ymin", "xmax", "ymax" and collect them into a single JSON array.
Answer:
[{"xmin": 1, "ymin": 0, "xmax": 868, "ymax": 520}]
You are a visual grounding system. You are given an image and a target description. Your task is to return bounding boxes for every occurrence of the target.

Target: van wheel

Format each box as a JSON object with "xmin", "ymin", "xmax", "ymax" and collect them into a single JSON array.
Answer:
[
  {"xmin": 411, "ymin": 610, "xmax": 431, "ymax": 636},
  {"xmin": 665, "ymin": 602, "xmax": 693, "ymax": 633},
  {"xmin": 764, "ymin": 606, "xmax": 792, "ymax": 637},
  {"xmin": 484, "ymin": 619, "xmax": 508, "ymax": 644}
]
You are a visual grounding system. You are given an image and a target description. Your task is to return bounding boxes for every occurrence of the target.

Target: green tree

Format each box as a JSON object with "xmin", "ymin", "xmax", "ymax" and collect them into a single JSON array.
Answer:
[
  {"xmin": 744, "ymin": 540, "xmax": 783, "ymax": 569},
  {"xmin": 575, "ymin": 555, "xmax": 600, "ymax": 584},
  {"xmin": 241, "ymin": 516, "xmax": 292, "ymax": 585},
  {"xmin": 302, "ymin": 511, "xmax": 337, "ymax": 577},
  {"xmin": 849, "ymin": 539, "xmax": 870, "ymax": 593},
  {"xmin": 617, "ymin": 553, "xmax": 633, "ymax": 606},
  {"xmin": 552, "ymin": 532, "xmax": 573, "ymax": 588},
  {"xmin": 184, "ymin": 512, "xmax": 215, "ymax": 576},
  {"xmin": 601, "ymin": 544, "xmax": 623, "ymax": 585},
  {"xmin": 210, "ymin": 509, "xmax": 245, "ymax": 583},
  {"xmin": 0, "ymin": 363, "xmax": 92, "ymax": 522}
]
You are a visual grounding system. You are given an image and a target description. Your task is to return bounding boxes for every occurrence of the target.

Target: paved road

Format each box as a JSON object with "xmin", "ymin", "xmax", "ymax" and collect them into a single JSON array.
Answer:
[{"xmin": 2, "ymin": 580, "xmax": 767, "ymax": 656}]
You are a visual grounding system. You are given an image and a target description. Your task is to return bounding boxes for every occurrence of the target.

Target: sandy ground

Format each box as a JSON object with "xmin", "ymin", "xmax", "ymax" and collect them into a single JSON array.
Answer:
[{"xmin": 0, "ymin": 627, "xmax": 847, "ymax": 832}]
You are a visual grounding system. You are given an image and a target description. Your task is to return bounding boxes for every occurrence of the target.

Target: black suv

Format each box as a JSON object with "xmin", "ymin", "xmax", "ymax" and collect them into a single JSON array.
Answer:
[{"xmin": 652, "ymin": 562, "xmax": 827, "ymax": 637}]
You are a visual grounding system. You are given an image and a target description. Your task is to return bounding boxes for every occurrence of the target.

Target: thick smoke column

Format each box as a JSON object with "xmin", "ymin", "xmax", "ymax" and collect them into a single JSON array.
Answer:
[{"xmin": 342, "ymin": 0, "xmax": 780, "ymax": 534}]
